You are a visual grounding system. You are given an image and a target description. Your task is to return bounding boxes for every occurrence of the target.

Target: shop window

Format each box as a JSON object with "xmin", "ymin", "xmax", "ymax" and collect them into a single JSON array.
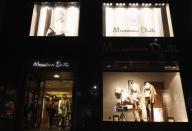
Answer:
[
  {"xmin": 29, "ymin": 2, "xmax": 80, "ymax": 36},
  {"xmin": 102, "ymin": 3, "xmax": 174, "ymax": 37},
  {"xmin": 103, "ymin": 61, "xmax": 188, "ymax": 122}
]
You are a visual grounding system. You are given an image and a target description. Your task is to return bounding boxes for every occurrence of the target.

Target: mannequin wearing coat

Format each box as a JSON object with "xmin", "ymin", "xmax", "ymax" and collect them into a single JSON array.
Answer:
[{"xmin": 143, "ymin": 82, "xmax": 157, "ymax": 122}]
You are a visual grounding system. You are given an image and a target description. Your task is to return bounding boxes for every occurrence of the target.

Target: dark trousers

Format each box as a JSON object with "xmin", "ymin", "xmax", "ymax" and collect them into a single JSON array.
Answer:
[
  {"xmin": 145, "ymin": 97, "xmax": 154, "ymax": 122},
  {"xmin": 48, "ymin": 108, "xmax": 55, "ymax": 128}
]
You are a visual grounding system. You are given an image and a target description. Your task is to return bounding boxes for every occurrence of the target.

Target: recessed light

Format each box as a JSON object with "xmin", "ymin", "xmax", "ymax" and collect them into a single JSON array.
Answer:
[
  {"xmin": 106, "ymin": 64, "xmax": 112, "ymax": 68},
  {"xmin": 54, "ymin": 74, "xmax": 60, "ymax": 78},
  {"xmin": 93, "ymin": 85, "xmax": 97, "ymax": 89}
]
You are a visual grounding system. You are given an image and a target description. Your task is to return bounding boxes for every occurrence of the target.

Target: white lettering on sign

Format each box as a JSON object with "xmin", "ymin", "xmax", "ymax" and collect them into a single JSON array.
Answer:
[{"xmin": 33, "ymin": 61, "xmax": 69, "ymax": 68}]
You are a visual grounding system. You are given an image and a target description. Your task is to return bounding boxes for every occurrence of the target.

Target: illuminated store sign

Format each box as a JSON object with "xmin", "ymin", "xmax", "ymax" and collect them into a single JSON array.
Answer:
[
  {"xmin": 103, "ymin": 3, "xmax": 174, "ymax": 37},
  {"xmin": 30, "ymin": 2, "xmax": 80, "ymax": 36},
  {"xmin": 33, "ymin": 61, "xmax": 69, "ymax": 68}
]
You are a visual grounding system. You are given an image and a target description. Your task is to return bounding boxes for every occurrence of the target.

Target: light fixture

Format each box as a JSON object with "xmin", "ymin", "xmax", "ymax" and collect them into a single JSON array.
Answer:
[
  {"xmin": 155, "ymin": 3, "xmax": 158, "ymax": 6},
  {"xmin": 142, "ymin": 3, "xmax": 145, "ymax": 6},
  {"xmin": 136, "ymin": 3, "xmax": 139, "ymax": 6},
  {"xmin": 54, "ymin": 74, "xmax": 60, "ymax": 78},
  {"xmin": 149, "ymin": 3, "xmax": 152, "ymax": 6},
  {"xmin": 106, "ymin": 64, "xmax": 112, "ymax": 68},
  {"xmin": 103, "ymin": 3, "xmax": 105, "ymax": 6},
  {"xmin": 129, "ymin": 3, "xmax": 132, "ymax": 6},
  {"xmin": 123, "ymin": 3, "xmax": 126, "ymax": 6},
  {"xmin": 93, "ymin": 85, "xmax": 97, "ymax": 89},
  {"xmin": 110, "ymin": 3, "xmax": 112, "ymax": 6},
  {"xmin": 162, "ymin": 3, "xmax": 165, "ymax": 6},
  {"xmin": 116, "ymin": 3, "xmax": 119, "ymax": 6}
]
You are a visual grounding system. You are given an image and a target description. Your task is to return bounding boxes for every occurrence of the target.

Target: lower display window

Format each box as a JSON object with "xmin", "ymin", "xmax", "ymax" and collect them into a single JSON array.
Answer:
[{"xmin": 103, "ymin": 72, "xmax": 188, "ymax": 122}]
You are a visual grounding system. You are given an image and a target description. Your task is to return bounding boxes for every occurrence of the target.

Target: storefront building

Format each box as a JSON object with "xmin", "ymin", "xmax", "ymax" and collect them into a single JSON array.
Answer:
[{"xmin": 0, "ymin": 0, "xmax": 192, "ymax": 131}]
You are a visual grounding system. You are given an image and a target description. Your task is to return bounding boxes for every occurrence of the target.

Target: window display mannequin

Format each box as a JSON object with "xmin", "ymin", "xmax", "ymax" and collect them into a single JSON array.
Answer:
[
  {"xmin": 143, "ymin": 82, "xmax": 157, "ymax": 122},
  {"xmin": 58, "ymin": 94, "xmax": 69, "ymax": 128},
  {"xmin": 130, "ymin": 83, "xmax": 142, "ymax": 122}
]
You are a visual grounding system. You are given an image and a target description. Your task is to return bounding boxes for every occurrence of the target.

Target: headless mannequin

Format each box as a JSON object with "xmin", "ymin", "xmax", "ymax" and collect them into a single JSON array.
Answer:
[
  {"xmin": 143, "ymin": 82, "xmax": 156, "ymax": 122},
  {"xmin": 130, "ymin": 83, "xmax": 141, "ymax": 122}
]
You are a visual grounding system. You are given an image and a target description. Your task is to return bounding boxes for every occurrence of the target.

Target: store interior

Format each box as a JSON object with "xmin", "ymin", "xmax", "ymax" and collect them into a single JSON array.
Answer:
[{"xmin": 24, "ymin": 71, "xmax": 73, "ymax": 130}]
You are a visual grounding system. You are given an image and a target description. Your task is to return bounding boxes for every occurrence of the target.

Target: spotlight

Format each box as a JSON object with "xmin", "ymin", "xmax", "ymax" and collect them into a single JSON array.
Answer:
[
  {"xmin": 142, "ymin": 3, "xmax": 145, "ymax": 6},
  {"xmin": 106, "ymin": 3, "xmax": 109, "ymax": 6},
  {"xmin": 110, "ymin": 3, "xmax": 112, "ymax": 6},
  {"xmin": 123, "ymin": 3, "xmax": 126, "ymax": 6},
  {"xmin": 162, "ymin": 3, "xmax": 165, "ymax": 6},
  {"xmin": 132, "ymin": 3, "xmax": 135, "ymax": 6},
  {"xmin": 136, "ymin": 3, "xmax": 139, "ymax": 6},
  {"xmin": 103, "ymin": 3, "xmax": 105, "ymax": 6},
  {"xmin": 116, "ymin": 3, "xmax": 119, "ymax": 6},
  {"xmin": 149, "ymin": 3, "xmax": 152, "ymax": 6},
  {"xmin": 145, "ymin": 3, "xmax": 149, "ymax": 6},
  {"xmin": 155, "ymin": 3, "xmax": 158, "ymax": 6},
  {"xmin": 129, "ymin": 3, "xmax": 132, "ymax": 6},
  {"xmin": 119, "ymin": 3, "xmax": 122, "ymax": 6}
]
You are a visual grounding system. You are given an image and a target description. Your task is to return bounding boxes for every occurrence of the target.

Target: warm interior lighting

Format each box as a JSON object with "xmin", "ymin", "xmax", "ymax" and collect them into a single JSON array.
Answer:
[{"xmin": 54, "ymin": 74, "xmax": 60, "ymax": 78}]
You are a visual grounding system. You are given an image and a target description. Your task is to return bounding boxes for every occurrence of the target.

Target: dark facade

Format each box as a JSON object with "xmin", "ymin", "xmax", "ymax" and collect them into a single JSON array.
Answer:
[{"xmin": 0, "ymin": 0, "xmax": 192, "ymax": 131}]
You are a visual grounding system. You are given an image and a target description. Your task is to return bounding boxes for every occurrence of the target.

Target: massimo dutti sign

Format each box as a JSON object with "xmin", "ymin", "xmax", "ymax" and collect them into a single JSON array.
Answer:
[
  {"xmin": 103, "ymin": 4, "xmax": 174, "ymax": 37},
  {"xmin": 33, "ymin": 61, "xmax": 70, "ymax": 68}
]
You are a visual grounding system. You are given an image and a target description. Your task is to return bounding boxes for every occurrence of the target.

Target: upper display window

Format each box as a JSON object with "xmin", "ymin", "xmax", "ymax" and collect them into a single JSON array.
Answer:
[
  {"xmin": 29, "ymin": 2, "xmax": 80, "ymax": 36},
  {"xmin": 103, "ymin": 3, "xmax": 174, "ymax": 37}
]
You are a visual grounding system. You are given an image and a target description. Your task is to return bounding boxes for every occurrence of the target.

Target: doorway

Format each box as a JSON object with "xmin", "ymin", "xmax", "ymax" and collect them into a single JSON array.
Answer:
[{"xmin": 24, "ymin": 71, "xmax": 73, "ymax": 130}]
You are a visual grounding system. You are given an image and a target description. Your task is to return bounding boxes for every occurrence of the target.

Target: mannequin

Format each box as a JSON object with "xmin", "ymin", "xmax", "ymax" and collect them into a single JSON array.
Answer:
[
  {"xmin": 58, "ymin": 94, "xmax": 69, "ymax": 128},
  {"xmin": 143, "ymin": 82, "xmax": 157, "ymax": 122},
  {"xmin": 130, "ymin": 83, "xmax": 141, "ymax": 122}
]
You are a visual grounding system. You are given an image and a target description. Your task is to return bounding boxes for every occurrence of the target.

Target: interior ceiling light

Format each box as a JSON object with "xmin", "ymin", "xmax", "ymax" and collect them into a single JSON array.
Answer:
[
  {"xmin": 54, "ymin": 74, "xmax": 60, "ymax": 78},
  {"xmin": 106, "ymin": 64, "xmax": 112, "ymax": 68}
]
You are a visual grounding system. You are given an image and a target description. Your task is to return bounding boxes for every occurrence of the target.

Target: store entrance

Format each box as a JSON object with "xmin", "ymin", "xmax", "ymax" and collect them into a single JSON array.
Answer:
[{"xmin": 24, "ymin": 71, "xmax": 73, "ymax": 131}]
